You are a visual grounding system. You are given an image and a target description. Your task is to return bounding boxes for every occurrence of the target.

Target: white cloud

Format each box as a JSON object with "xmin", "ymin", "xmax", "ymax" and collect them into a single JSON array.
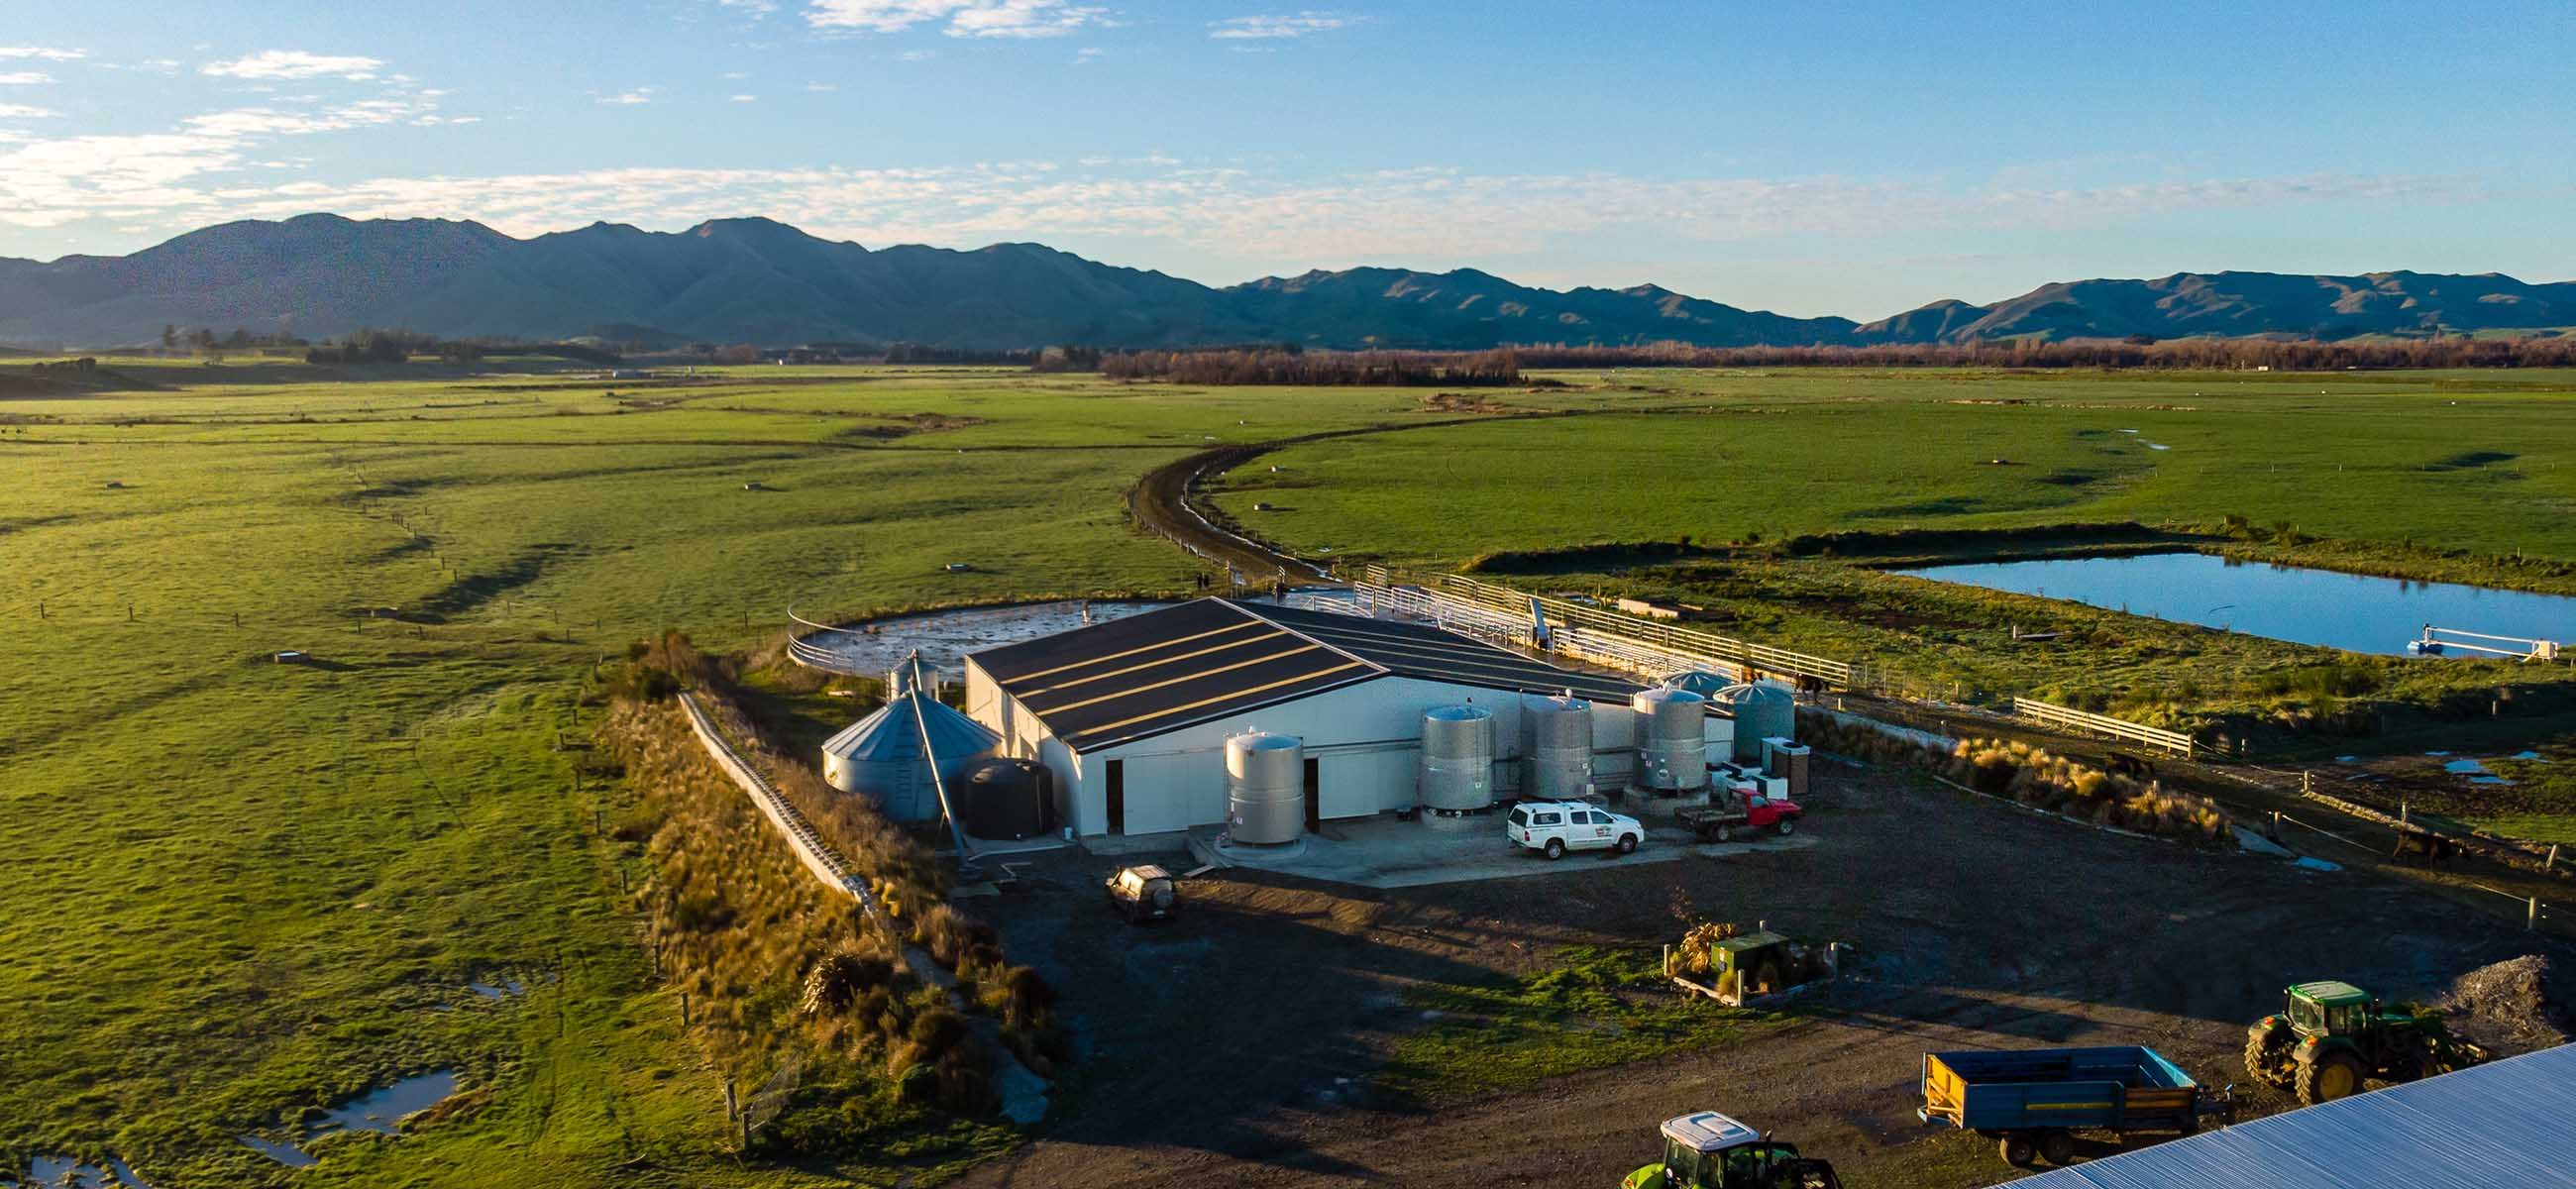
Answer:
[
  {"xmin": 203, "ymin": 50, "xmax": 384, "ymax": 81},
  {"xmin": 1072, "ymin": 47, "xmax": 1103, "ymax": 62},
  {"xmin": 898, "ymin": 50, "xmax": 935, "ymax": 61},
  {"xmin": 730, "ymin": 93, "xmax": 758, "ymax": 102},
  {"xmin": 805, "ymin": 0, "xmax": 1106, "ymax": 39},
  {"xmin": 1209, "ymin": 11, "xmax": 1360, "ymax": 39},
  {"xmin": 720, "ymin": 0, "xmax": 781, "ymax": 11},
  {"xmin": 0, "ymin": 47, "xmax": 85, "ymax": 62},
  {"xmin": 0, "ymin": 103, "xmax": 61, "ymax": 118},
  {"xmin": 0, "ymin": 71, "xmax": 54, "ymax": 85},
  {"xmin": 596, "ymin": 88, "xmax": 657, "ymax": 105},
  {"xmin": 807, "ymin": 79, "xmax": 843, "ymax": 89}
]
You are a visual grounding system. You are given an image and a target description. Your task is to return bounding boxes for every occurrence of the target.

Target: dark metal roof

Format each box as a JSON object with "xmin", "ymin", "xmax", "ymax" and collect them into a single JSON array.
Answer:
[
  {"xmin": 1245, "ymin": 602, "xmax": 1644, "ymax": 703},
  {"xmin": 967, "ymin": 597, "xmax": 1645, "ymax": 752},
  {"xmin": 2004, "ymin": 1042, "xmax": 2576, "ymax": 1189}
]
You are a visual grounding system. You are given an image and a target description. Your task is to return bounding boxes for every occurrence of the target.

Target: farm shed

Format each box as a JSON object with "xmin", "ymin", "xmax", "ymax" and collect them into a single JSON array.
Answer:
[
  {"xmin": 2002, "ymin": 1041, "xmax": 2576, "ymax": 1188},
  {"xmin": 962, "ymin": 597, "xmax": 1727, "ymax": 837}
]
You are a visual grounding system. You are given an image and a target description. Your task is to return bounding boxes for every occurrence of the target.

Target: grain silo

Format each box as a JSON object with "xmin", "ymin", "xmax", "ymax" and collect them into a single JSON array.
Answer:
[
  {"xmin": 1418, "ymin": 704, "xmax": 1496, "ymax": 812},
  {"xmin": 1226, "ymin": 731, "xmax": 1306, "ymax": 844},
  {"xmin": 819, "ymin": 657, "xmax": 1001, "ymax": 822},
  {"xmin": 1525, "ymin": 695, "xmax": 1594, "ymax": 801},
  {"xmin": 1630, "ymin": 687, "xmax": 1708, "ymax": 795}
]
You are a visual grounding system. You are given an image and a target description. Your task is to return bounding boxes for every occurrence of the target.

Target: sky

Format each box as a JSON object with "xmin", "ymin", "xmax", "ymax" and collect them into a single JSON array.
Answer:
[{"xmin": 1, "ymin": 0, "xmax": 2569, "ymax": 318}]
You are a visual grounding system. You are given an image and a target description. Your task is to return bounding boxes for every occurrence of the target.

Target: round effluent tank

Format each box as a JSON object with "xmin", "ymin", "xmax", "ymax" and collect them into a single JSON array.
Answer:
[
  {"xmin": 1418, "ymin": 704, "xmax": 1495, "ymax": 811},
  {"xmin": 1227, "ymin": 731, "xmax": 1306, "ymax": 844},
  {"xmin": 959, "ymin": 757, "xmax": 1053, "ymax": 840},
  {"xmin": 1719, "ymin": 682, "xmax": 1795, "ymax": 762},
  {"xmin": 1525, "ymin": 696, "xmax": 1594, "ymax": 801},
  {"xmin": 1630, "ymin": 687, "xmax": 1709, "ymax": 794}
]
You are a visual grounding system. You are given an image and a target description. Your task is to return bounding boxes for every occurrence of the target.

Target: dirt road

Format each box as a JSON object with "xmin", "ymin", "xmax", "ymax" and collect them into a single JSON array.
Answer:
[{"xmin": 961, "ymin": 761, "xmax": 2569, "ymax": 1189}]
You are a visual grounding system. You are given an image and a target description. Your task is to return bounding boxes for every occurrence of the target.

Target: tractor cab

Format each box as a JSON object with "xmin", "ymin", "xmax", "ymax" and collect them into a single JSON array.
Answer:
[
  {"xmin": 1623, "ymin": 1112, "xmax": 1842, "ymax": 1189},
  {"xmin": 2282, "ymin": 980, "xmax": 2377, "ymax": 1037}
]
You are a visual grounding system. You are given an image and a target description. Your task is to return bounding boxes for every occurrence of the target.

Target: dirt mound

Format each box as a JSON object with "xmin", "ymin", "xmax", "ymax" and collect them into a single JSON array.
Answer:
[{"xmin": 2437, "ymin": 955, "xmax": 2573, "ymax": 1054}]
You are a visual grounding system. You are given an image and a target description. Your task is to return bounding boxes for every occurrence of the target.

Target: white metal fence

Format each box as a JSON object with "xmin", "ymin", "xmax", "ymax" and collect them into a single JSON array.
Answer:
[{"xmin": 2009, "ymin": 696, "xmax": 2196, "ymax": 757}]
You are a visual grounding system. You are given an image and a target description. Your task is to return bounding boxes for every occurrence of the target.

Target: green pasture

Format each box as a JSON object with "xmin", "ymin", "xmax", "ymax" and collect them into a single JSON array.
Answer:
[{"xmin": 1214, "ymin": 368, "xmax": 2576, "ymax": 566}]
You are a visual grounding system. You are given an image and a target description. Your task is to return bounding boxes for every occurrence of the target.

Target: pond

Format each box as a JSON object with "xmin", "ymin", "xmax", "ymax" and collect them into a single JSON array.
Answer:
[{"xmin": 1900, "ymin": 552, "xmax": 2576, "ymax": 656}]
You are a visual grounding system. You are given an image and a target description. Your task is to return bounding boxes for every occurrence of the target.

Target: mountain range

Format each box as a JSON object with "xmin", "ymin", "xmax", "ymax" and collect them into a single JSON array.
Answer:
[{"xmin": 2, "ymin": 213, "xmax": 2570, "ymax": 351}]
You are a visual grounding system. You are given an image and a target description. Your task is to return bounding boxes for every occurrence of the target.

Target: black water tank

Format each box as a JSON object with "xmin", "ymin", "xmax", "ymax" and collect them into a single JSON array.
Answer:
[{"xmin": 961, "ymin": 758, "xmax": 1052, "ymax": 840}]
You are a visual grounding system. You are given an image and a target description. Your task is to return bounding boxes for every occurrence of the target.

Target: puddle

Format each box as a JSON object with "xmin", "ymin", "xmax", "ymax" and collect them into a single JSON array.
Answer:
[
  {"xmin": 236, "ymin": 1070, "xmax": 460, "ymax": 1166},
  {"xmin": 466, "ymin": 979, "xmax": 526, "ymax": 999},
  {"xmin": 2511, "ymin": 750, "xmax": 2545, "ymax": 762},
  {"xmin": 319, "ymin": 1070, "xmax": 459, "ymax": 1135},
  {"xmin": 237, "ymin": 1136, "xmax": 316, "ymax": 1168},
  {"xmin": 2444, "ymin": 758, "xmax": 2493, "ymax": 775},
  {"xmin": 18, "ymin": 1158, "xmax": 153, "ymax": 1189},
  {"xmin": 2145, "ymin": 442, "xmax": 2171, "ymax": 451}
]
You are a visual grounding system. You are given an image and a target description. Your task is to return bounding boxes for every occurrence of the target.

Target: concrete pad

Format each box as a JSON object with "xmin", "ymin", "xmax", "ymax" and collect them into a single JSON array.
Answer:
[
  {"xmin": 1181, "ymin": 813, "xmax": 1816, "ymax": 890},
  {"xmin": 1079, "ymin": 829, "xmax": 1195, "ymax": 858}
]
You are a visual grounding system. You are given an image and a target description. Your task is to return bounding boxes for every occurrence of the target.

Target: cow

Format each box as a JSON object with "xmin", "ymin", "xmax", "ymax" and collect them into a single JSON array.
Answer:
[{"xmin": 2390, "ymin": 828, "xmax": 2457, "ymax": 867}]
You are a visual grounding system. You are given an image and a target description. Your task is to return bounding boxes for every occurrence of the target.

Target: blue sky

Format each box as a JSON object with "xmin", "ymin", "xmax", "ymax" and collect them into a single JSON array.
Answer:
[{"xmin": 1, "ymin": 0, "xmax": 2569, "ymax": 316}]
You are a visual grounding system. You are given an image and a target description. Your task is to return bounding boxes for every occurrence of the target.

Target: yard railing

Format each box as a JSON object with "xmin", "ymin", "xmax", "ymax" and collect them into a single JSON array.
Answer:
[
  {"xmin": 1358, "ymin": 566, "xmax": 1856, "ymax": 690},
  {"xmin": 2009, "ymin": 697, "xmax": 2196, "ymax": 757}
]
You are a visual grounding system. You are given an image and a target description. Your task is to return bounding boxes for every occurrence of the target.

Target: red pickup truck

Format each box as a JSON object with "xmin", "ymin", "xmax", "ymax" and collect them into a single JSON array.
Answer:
[{"xmin": 1674, "ymin": 786, "xmax": 1804, "ymax": 842}]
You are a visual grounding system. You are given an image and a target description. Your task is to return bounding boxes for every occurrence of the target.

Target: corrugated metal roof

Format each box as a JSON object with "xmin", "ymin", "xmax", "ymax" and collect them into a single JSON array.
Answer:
[
  {"xmin": 2003, "ymin": 1042, "xmax": 2576, "ymax": 1189},
  {"xmin": 967, "ymin": 597, "xmax": 1644, "ymax": 752}
]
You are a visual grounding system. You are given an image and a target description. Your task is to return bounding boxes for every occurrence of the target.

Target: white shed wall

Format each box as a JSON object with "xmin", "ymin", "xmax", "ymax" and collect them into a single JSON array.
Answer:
[{"xmin": 966, "ymin": 666, "xmax": 1734, "ymax": 837}]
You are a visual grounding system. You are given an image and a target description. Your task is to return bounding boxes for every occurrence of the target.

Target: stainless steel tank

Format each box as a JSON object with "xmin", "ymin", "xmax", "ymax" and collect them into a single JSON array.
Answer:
[
  {"xmin": 1418, "ymin": 704, "xmax": 1495, "ymax": 811},
  {"xmin": 1630, "ymin": 687, "xmax": 1709, "ymax": 794},
  {"xmin": 1525, "ymin": 695, "xmax": 1593, "ymax": 801},
  {"xmin": 1226, "ymin": 731, "xmax": 1306, "ymax": 844}
]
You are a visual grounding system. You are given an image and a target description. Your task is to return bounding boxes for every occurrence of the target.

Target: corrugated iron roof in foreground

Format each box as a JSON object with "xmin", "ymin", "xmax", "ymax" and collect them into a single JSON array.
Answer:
[
  {"xmin": 966, "ymin": 597, "xmax": 1646, "ymax": 751},
  {"xmin": 2004, "ymin": 1042, "xmax": 2576, "ymax": 1189}
]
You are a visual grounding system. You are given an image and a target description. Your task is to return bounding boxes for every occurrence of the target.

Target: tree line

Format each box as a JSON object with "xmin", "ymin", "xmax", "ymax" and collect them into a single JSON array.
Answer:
[
  {"xmin": 1099, "ymin": 347, "xmax": 1523, "ymax": 386},
  {"xmin": 1505, "ymin": 335, "xmax": 2576, "ymax": 371}
]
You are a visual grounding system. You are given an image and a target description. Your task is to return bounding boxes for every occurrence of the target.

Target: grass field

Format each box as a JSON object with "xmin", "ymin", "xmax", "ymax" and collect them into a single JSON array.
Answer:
[
  {"xmin": 9, "ymin": 359, "xmax": 2576, "ymax": 1183},
  {"xmin": 1208, "ymin": 368, "xmax": 2576, "ymax": 565}
]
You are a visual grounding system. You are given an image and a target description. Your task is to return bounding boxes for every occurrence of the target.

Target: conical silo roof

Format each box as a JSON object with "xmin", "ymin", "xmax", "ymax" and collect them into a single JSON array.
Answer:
[{"xmin": 822, "ymin": 692, "xmax": 1000, "ymax": 765}]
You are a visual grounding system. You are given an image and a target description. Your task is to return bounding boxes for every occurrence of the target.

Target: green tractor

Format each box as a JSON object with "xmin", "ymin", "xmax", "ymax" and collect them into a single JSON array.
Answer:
[
  {"xmin": 1622, "ymin": 1112, "xmax": 1843, "ymax": 1189},
  {"xmin": 2243, "ymin": 980, "xmax": 2487, "ymax": 1106}
]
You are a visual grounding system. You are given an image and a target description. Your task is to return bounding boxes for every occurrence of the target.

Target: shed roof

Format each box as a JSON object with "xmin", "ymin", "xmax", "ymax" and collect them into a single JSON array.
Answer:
[
  {"xmin": 967, "ymin": 597, "xmax": 1646, "ymax": 752},
  {"xmin": 2002, "ymin": 1042, "xmax": 2576, "ymax": 1189}
]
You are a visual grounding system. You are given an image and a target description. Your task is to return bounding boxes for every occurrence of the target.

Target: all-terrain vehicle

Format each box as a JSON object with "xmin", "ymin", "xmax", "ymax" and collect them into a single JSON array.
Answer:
[
  {"xmin": 2243, "ymin": 979, "xmax": 2487, "ymax": 1104},
  {"xmin": 1622, "ymin": 1111, "xmax": 1843, "ymax": 1189},
  {"xmin": 1104, "ymin": 864, "xmax": 1178, "ymax": 923}
]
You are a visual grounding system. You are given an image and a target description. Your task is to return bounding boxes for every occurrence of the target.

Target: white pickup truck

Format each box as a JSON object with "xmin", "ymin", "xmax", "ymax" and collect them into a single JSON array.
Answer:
[{"xmin": 1505, "ymin": 800, "xmax": 1644, "ymax": 859}]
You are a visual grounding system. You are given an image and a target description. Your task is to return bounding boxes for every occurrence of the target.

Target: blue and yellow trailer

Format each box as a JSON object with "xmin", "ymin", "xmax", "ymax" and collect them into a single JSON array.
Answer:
[{"xmin": 1919, "ymin": 1045, "xmax": 2221, "ymax": 1170}]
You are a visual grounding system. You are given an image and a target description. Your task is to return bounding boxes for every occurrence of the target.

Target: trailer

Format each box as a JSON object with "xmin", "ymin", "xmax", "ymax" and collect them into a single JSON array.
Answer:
[{"xmin": 1918, "ymin": 1045, "xmax": 2229, "ymax": 1169}]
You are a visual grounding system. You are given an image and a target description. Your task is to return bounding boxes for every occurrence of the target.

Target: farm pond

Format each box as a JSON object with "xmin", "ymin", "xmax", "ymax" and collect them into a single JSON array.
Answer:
[{"xmin": 1900, "ymin": 551, "xmax": 2576, "ymax": 656}]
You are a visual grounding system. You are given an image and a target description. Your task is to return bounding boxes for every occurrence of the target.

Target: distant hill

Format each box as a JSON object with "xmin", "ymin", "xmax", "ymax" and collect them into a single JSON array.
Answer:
[
  {"xmin": 0, "ymin": 213, "xmax": 2568, "ymax": 350},
  {"xmin": 1856, "ymin": 271, "xmax": 2576, "ymax": 344}
]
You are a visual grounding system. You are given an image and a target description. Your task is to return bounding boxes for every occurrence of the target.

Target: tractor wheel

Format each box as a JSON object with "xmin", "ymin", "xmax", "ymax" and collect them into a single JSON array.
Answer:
[
  {"xmin": 1616, "ymin": 833, "xmax": 1639, "ymax": 854},
  {"xmin": 2244, "ymin": 1032, "xmax": 2286, "ymax": 1086},
  {"xmin": 1998, "ymin": 1135, "xmax": 2037, "ymax": 1168},
  {"xmin": 2296, "ymin": 1051, "xmax": 2366, "ymax": 1105},
  {"xmin": 1544, "ymin": 838, "xmax": 1565, "ymax": 860},
  {"xmin": 2038, "ymin": 1131, "xmax": 2077, "ymax": 1166}
]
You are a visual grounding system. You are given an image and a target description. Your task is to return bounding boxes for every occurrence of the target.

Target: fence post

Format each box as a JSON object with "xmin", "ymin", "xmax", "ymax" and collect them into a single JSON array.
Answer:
[
  {"xmin": 2549, "ymin": 844, "xmax": 2560, "ymax": 873},
  {"xmin": 2400, "ymin": 799, "xmax": 2410, "ymax": 825},
  {"xmin": 2531, "ymin": 898, "xmax": 2541, "ymax": 932},
  {"xmin": 2301, "ymin": 771, "xmax": 2312, "ymax": 796}
]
